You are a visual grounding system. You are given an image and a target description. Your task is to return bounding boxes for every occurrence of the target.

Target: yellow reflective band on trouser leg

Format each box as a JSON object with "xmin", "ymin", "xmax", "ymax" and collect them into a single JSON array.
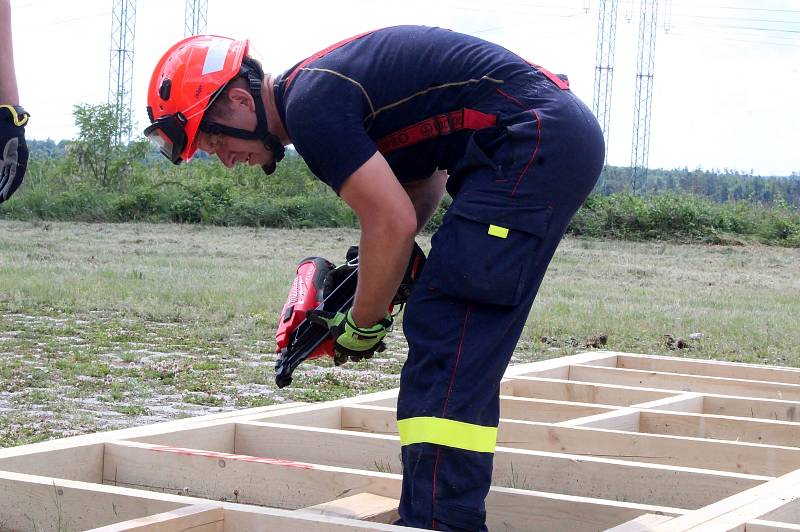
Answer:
[{"xmin": 397, "ymin": 417, "xmax": 498, "ymax": 454}]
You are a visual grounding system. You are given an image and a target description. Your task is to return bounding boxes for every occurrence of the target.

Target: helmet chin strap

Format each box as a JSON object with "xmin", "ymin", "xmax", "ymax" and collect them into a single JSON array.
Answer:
[{"xmin": 200, "ymin": 58, "xmax": 285, "ymax": 175}]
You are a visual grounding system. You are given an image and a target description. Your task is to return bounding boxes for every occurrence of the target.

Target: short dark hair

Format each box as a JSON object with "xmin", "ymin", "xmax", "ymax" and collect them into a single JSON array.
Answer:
[{"xmin": 203, "ymin": 56, "xmax": 264, "ymax": 123}]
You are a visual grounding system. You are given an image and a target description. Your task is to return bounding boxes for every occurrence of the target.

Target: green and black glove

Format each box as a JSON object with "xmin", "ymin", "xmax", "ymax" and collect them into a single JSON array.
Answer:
[
  {"xmin": 311, "ymin": 308, "xmax": 393, "ymax": 365},
  {"xmin": 0, "ymin": 105, "xmax": 30, "ymax": 204}
]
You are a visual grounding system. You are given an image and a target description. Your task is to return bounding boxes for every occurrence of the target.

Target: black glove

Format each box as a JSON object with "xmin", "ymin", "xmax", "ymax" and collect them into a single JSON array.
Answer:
[{"xmin": 0, "ymin": 105, "xmax": 30, "ymax": 204}]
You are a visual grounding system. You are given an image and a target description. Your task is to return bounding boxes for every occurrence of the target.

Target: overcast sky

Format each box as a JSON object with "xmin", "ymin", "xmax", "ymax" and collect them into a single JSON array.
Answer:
[{"xmin": 11, "ymin": 0, "xmax": 800, "ymax": 176}]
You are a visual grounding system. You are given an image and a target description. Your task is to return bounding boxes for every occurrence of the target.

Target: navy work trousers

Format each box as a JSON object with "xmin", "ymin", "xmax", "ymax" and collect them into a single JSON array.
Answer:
[{"xmin": 395, "ymin": 72, "xmax": 605, "ymax": 531}]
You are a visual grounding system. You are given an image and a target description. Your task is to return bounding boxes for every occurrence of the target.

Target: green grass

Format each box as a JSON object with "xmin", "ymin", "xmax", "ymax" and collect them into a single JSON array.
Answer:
[{"xmin": 1, "ymin": 219, "xmax": 799, "ymax": 447}]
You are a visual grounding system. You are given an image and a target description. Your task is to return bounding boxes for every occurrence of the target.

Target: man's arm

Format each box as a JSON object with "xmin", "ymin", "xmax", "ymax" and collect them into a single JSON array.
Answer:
[
  {"xmin": 0, "ymin": 0, "xmax": 20, "ymax": 104},
  {"xmin": 340, "ymin": 151, "xmax": 418, "ymax": 327},
  {"xmin": 402, "ymin": 169, "xmax": 448, "ymax": 234}
]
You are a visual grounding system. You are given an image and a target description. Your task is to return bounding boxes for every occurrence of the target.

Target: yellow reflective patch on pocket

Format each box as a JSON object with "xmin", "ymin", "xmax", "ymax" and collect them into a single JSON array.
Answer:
[{"xmin": 487, "ymin": 225, "xmax": 509, "ymax": 239}]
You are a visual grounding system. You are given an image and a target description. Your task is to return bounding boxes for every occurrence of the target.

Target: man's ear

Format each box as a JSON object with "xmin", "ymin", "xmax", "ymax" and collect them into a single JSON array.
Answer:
[{"xmin": 227, "ymin": 87, "xmax": 255, "ymax": 111}]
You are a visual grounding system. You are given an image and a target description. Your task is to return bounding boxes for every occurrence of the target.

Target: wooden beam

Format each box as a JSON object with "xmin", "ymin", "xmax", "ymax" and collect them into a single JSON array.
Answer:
[
  {"xmin": 0, "ymin": 442, "xmax": 104, "ymax": 483},
  {"xmin": 605, "ymin": 513, "xmax": 674, "ymax": 531},
  {"xmin": 234, "ymin": 420, "xmax": 765, "ymax": 510},
  {"xmin": 557, "ymin": 408, "xmax": 641, "ymax": 431},
  {"xmin": 649, "ymin": 469, "xmax": 800, "ymax": 531},
  {"xmin": 0, "ymin": 469, "xmax": 186, "ymax": 531},
  {"xmin": 633, "ymin": 393, "xmax": 705, "ymax": 413},
  {"xmin": 483, "ymin": 486, "xmax": 681, "ymax": 532},
  {"xmin": 0, "ymin": 470, "xmax": 407, "ymax": 531},
  {"xmin": 0, "ymin": 402, "xmax": 303, "ymax": 468},
  {"xmin": 84, "ymin": 504, "xmax": 224, "ymax": 532},
  {"xmin": 509, "ymin": 378, "xmax": 800, "ymax": 421},
  {"xmin": 639, "ymin": 410, "xmax": 800, "ymax": 447},
  {"xmin": 102, "ymin": 440, "xmax": 400, "ymax": 510},
  {"xmin": 338, "ymin": 404, "xmax": 800, "ymax": 476},
  {"xmin": 509, "ymin": 376, "xmax": 675, "ymax": 406},
  {"xmin": 100, "ymin": 439, "xmax": 682, "ymax": 531},
  {"xmin": 128, "ymin": 423, "xmax": 235, "ymax": 451},
  {"xmin": 616, "ymin": 354, "xmax": 800, "ymax": 385},
  {"xmin": 702, "ymin": 395, "xmax": 800, "ymax": 423},
  {"xmin": 747, "ymin": 520, "xmax": 800, "ymax": 531},
  {"xmin": 297, "ymin": 493, "xmax": 399, "ymax": 524},
  {"xmin": 569, "ymin": 365, "xmax": 800, "ymax": 401},
  {"xmin": 500, "ymin": 396, "xmax": 615, "ymax": 422},
  {"xmin": 757, "ymin": 496, "xmax": 800, "ymax": 524},
  {"xmin": 511, "ymin": 352, "xmax": 619, "ymax": 377}
]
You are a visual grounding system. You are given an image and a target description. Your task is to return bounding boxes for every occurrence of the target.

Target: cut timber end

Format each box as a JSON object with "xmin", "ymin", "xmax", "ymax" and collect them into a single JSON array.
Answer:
[
  {"xmin": 4, "ymin": 352, "xmax": 800, "ymax": 531},
  {"xmin": 297, "ymin": 493, "xmax": 400, "ymax": 524}
]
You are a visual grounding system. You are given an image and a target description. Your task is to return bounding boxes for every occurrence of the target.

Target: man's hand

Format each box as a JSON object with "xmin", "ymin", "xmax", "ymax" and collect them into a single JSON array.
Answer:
[
  {"xmin": 312, "ymin": 308, "xmax": 392, "ymax": 365},
  {"xmin": 0, "ymin": 104, "xmax": 29, "ymax": 203}
]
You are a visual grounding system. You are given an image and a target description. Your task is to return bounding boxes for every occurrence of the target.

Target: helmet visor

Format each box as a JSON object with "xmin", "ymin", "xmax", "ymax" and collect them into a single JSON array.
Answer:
[{"xmin": 144, "ymin": 113, "xmax": 188, "ymax": 164}]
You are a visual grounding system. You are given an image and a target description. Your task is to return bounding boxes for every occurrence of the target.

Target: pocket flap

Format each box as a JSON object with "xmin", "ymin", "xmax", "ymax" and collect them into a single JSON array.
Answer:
[{"xmin": 449, "ymin": 196, "xmax": 552, "ymax": 239}]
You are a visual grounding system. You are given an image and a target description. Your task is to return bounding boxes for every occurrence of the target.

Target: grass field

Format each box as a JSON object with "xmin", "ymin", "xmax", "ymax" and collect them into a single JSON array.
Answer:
[{"xmin": 1, "ymin": 219, "xmax": 799, "ymax": 447}]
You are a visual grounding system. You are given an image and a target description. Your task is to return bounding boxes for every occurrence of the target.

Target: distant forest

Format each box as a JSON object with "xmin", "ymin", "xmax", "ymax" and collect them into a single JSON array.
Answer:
[{"xmin": 27, "ymin": 138, "xmax": 800, "ymax": 206}]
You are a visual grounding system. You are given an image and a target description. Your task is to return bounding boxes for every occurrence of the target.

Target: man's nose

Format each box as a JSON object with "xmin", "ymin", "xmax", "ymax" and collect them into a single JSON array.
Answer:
[{"xmin": 217, "ymin": 148, "xmax": 235, "ymax": 168}]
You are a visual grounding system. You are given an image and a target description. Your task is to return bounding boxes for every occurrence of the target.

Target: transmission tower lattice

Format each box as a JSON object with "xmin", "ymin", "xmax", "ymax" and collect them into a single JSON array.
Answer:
[
  {"xmin": 184, "ymin": 0, "xmax": 208, "ymax": 36},
  {"xmin": 592, "ymin": 0, "xmax": 619, "ymax": 190},
  {"xmin": 630, "ymin": 0, "xmax": 658, "ymax": 194},
  {"xmin": 108, "ymin": 0, "xmax": 137, "ymax": 144}
]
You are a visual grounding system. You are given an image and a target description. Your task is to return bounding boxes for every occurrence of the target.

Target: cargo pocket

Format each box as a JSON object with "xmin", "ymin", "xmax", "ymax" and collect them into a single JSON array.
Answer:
[{"xmin": 426, "ymin": 199, "xmax": 553, "ymax": 306}]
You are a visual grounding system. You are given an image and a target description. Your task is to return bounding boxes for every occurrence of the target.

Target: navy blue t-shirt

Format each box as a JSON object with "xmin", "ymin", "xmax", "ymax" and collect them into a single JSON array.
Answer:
[{"xmin": 274, "ymin": 26, "xmax": 535, "ymax": 193}]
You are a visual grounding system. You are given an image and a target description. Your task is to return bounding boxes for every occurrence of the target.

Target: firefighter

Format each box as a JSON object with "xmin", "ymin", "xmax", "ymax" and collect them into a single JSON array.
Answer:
[
  {"xmin": 146, "ymin": 26, "xmax": 604, "ymax": 531},
  {"xmin": 0, "ymin": 0, "xmax": 30, "ymax": 204}
]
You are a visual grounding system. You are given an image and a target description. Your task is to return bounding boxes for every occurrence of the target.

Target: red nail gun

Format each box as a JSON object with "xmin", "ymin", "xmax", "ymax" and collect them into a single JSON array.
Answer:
[{"xmin": 274, "ymin": 243, "xmax": 426, "ymax": 388}]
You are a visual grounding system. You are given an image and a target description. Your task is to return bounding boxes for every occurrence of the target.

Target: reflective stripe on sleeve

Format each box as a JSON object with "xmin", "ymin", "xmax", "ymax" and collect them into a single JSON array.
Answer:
[{"xmin": 397, "ymin": 416, "xmax": 498, "ymax": 454}]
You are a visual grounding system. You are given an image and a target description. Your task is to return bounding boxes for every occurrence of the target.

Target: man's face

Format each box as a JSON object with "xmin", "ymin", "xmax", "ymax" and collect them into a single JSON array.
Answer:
[
  {"xmin": 196, "ymin": 131, "xmax": 272, "ymax": 169},
  {"xmin": 195, "ymin": 88, "xmax": 272, "ymax": 169}
]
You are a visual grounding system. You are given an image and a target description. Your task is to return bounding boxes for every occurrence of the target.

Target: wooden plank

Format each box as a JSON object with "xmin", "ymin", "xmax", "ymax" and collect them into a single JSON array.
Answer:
[
  {"xmin": 500, "ymin": 396, "xmax": 615, "ymax": 422},
  {"xmin": 338, "ymin": 404, "xmax": 800, "ymax": 476},
  {"xmin": 649, "ymin": 469, "xmax": 800, "ymax": 531},
  {"xmin": 0, "ymin": 469, "xmax": 186, "ymax": 531},
  {"xmin": 509, "ymin": 376, "xmax": 674, "ymax": 406},
  {"xmin": 747, "ymin": 520, "xmax": 800, "ymax": 531},
  {"xmin": 605, "ymin": 513, "xmax": 674, "ymax": 531},
  {"xmin": 0, "ymin": 470, "xmax": 407, "ymax": 531},
  {"xmin": 512, "ymin": 352, "xmax": 619, "ymax": 377},
  {"xmin": 84, "ymin": 504, "xmax": 224, "ymax": 532},
  {"xmin": 557, "ymin": 408, "xmax": 641, "ymax": 431},
  {"xmin": 758, "ymin": 497, "xmax": 800, "ymax": 524},
  {"xmin": 616, "ymin": 354, "xmax": 800, "ymax": 385},
  {"xmin": 703, "ymin": 395, "xmax": 800, "ymax": 423},
  {"xmin": 129, "ymin": 423, "xmax": 235, "ymax": 452},
  {"xmin": 569, "ymin": 365, "xmax": 800, "ymax": 401},
  {"xmin": 509, "ymin": 378, "xmax": 800, "ymax": 422},
  {"xmin": 0, "ymin": 402, "xmax": 304, "ymax": 466},
  {"xmin": 634, "ymin": 393, "xmax": 705, "ymax": 413},
  {"xmin": 234, "ymin": 420, "xmax": 766, "ymax": 510},
  {"xmin": 102, "ymin": 440, "xmax": 400, "ymax": 510},
  {"xmin": 100, "ymin": 440, "xmax": 682, "ymax": 531},
  {"xmin": 639, "ymin": 411, "xmax": 800, "ymax": 447},
  {"xmin": 484, "ymin": 486, "xmax": 682, "ymax": 532},
  {"xmin": 297, "ymin": 493, "xmax": 399, "ymax": 524},
  {"xmin": 0, "ymin": 442, "xmax": 104, "ymax": 483}
]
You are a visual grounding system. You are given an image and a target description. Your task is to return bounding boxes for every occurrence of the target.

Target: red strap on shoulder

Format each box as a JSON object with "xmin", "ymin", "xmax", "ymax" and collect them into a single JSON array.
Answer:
[
  {"xmin": 377, "ymin": 108, "xmax": 496, "ymax": 155},
  {"xmin": 283, "ymin": 29, "xmax": 381, "ymax": 89},
  {"xmin": 526, "ymin": 60, "xmax": 570, "ymax": 90}
]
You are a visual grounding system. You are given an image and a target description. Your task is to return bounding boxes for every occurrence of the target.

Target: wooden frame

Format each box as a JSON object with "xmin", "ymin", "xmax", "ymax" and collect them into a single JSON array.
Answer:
[{"xmin": 3, "ymin": 351, "xmax": 800, "ymax": 530}]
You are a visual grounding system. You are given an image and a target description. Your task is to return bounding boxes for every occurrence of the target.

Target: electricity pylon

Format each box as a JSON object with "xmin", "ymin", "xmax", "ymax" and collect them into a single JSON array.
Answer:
[
  {"xmin": 592, "ymin": 0, "xmax": 619, "ymax": 192},
  {"xmin": 184, "ymin": 0, "xmax": 208, "ymax": 36},
  {"xmin": 108, "ymin": 0, "xmax": 137, "ymax": 144},
  {"xmin": 630, "ymin": 0, "xmax": 658, "ymax": 194}
]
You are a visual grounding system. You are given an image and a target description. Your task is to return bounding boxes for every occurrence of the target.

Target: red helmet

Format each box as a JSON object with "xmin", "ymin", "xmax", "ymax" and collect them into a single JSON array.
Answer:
[{"xmin": 145, "ymin": 35, "xmax": 249, "ymax": 164}]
